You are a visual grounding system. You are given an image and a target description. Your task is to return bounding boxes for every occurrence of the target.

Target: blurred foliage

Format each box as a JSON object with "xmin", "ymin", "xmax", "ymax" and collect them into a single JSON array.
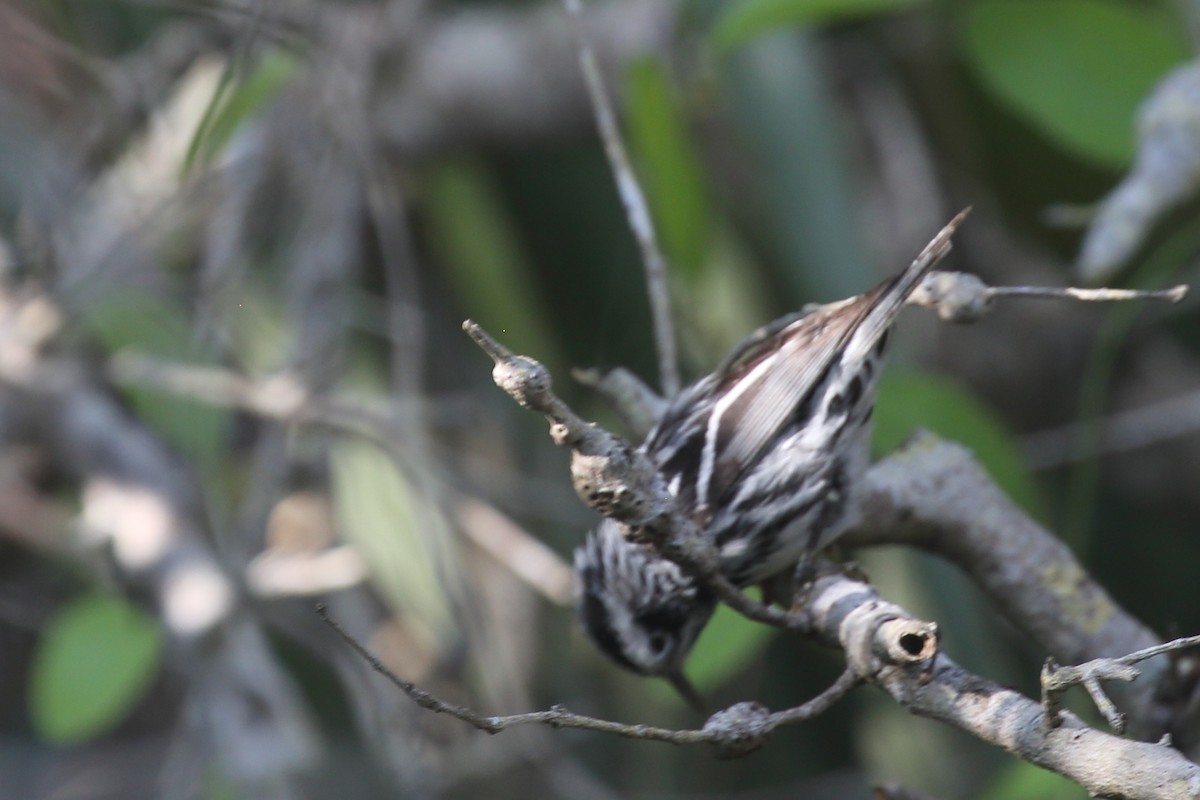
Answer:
[
  {"xmin": 873, "ymin": 370, "xmax": 1043, "ymax": 518},
  {"xmin": 332, "ymin": 439, "xmax": 457, "ymax": 648},
  {"xmin": 425, "ymin": 158, "xmax": 563, "ymax": 366},
  {"xmin": 184, "ymin": 48, "xmax": 297, "ymax": 175},
  {"xmin": 959, "ymin": 0, "xmax": 1188, "ymax": 167},
  {"xmin": 30, "ymin": 595, "xmax": 163, "ymax": 744},
  {"xmin": 625, "ymin": 56, "xmax": 715, "ymax": 279},
  {"xmin": 4, "ymin": 0, "xmax": 1200, "ymax": 796},
  {"xmin": 981, "ymin": 759, "xmax": 1087, "ymax": 800},
  {"xmin": 83, "ymin": 292, "xmax": 232, "ymax": 476},
  {"xmin": 712, "ymin": 0, "xmax": 927, "ymax": 53}
]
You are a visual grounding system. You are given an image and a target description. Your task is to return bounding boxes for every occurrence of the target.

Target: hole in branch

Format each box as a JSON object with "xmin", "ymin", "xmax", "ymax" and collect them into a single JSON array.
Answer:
[{"xmin": 899, "ymin": 633, "xmax": 927, "ymax": 656}]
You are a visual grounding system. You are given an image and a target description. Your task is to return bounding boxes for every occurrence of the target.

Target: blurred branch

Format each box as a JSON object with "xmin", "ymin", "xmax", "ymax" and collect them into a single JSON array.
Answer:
[
  {"xmin": 108, "ymin": 351, "xmax": 403, "ymax": 441},
  {"xmin": 1021, "ymin": 388, "xmax": 1200, "ymax": 468},
  {"xmin": 372, "ymin": 0, "xmax": 675, "ymax": 158},
  {"xmin": 559, "ymin": 0, "xmax": 678, "ymax": 396},
  {"xmin": 0, "ymin": 287, "xmax": 316, "ymax": 792},
  {"xmin": 246, "ymin": 544, "xmax": 368, "ymax": 599},
  {"xmin": 1075, "ymin": 59, "xmax": 1200, "ymax": 282},
  {"xmin": 109, "ymin": 350, "xmax": 576, "ymax": 606},
  {"xmin": 454, "ymin": 498, "xmax": 574, "ymax": 607},
  {"xmin": 572, "ymin": 365, "xmax": 666, "ymax": 439}
]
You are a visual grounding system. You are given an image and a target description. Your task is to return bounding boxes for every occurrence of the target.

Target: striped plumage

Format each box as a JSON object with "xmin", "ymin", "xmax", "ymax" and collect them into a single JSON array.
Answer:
[{"xmin": 575, "ymin": 213, "xmax": 965, "ymax": 697}]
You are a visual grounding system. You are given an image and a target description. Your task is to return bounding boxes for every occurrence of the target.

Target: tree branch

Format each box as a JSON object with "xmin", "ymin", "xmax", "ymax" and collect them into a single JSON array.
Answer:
[
  {"xmin": 840, "ymin": 434, "xmax": 1177, "ymax": 739},
  {"xmin": 797, "ymin": 575, "xmax": 1200, "ymax": 800},
  {"xmin": 316, "ymin": 603, "xmax": 860, "ymax": 758}
]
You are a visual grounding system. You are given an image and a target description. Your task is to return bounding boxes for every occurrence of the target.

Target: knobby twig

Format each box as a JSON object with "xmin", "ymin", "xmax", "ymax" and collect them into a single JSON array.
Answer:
[
  {"xmin": 909, "ymin": 270, "xmax": 1187, "ymax": 322},
  {"xmin": 1043, "ymin": 634, "xmax": 1200, "ymax": 734},
  {"xmin": 558, "ymin": 0, "xmax": 679, "ymax": 396},
  {"xmin": 316, "ymin": 602, "xmax": 860, "ymax": 758},
  {"xmin": 463, "ymin": 318, "xmax": 793, "ymax": 631}
]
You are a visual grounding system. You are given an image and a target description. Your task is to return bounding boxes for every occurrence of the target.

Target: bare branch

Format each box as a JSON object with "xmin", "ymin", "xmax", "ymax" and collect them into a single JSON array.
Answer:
[
  {"xmin": 1021, "ymin": 388, "xmax": 1200, "ymax": 469},
  {"xmin": 1043, "ymin": 634, "xmax": 1200, "ymax": 734},
  {"xmin": 316, "ymin": 602, "xmax": 859, "ymax": 757},
  {"xmin": 324, "ymin": 566, "xmax": 1200, "ymax": 799},
  {"xmin": 840, "ymin": 433, "xmax": 1172, "ymax": 737},
  {"xmin": 909, "ymin": 270, "xmax": 1187, "ymax": 322},
  {"xmin": 798, "ymin": 575, "xmax": 1200, "ymax": 800}
]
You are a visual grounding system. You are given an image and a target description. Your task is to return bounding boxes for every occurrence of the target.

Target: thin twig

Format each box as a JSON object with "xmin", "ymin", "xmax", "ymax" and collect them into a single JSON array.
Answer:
[
  {"xmin": 558, "ymin": 0, "xmax": 679, "ymax": 396},
  {"xmin": 317, "ymin": 602, "xmax": 856, "ymax": 754},
  {"xmin": 766, "ymin": 668, "xmax": 861, "ymax": 726},
  {"xmin": 1041, "ymin": 633, "xmax": 1200, "ymax": 733},
  {"xmin": 989, "ymin": 284, "xmax": 1187, "ymax": 304},
  {"xmin": 1112, "ymin": 633, "xmax": 1200, "ymax": 666},
  {"xmin": 909, "ymin": 271, "xmax": 1187, "ymax": 323}
]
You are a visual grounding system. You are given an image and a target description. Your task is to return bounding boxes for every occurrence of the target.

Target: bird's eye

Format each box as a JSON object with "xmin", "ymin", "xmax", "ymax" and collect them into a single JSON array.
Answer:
[{"xmin": 648, "ymin": 633, "xmax": 668, "ymax": 655}]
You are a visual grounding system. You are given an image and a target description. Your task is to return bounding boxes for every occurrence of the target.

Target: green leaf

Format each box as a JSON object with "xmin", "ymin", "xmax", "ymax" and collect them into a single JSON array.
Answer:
[
  {"xmin": 872, "ymin": 370, "xmax": 1042, "ymax": 518},
  {"xmin": 624, "ymin": 58, "xmax": 714, "ymax": 279},
  {"xmin": 83, "ymin": 292, "xmax": 230, "ymax": 472},
  {"xmin": 184, "ymin": 48, "xmax": 297, "ymax": 175},
  {"xmin": 31, "ymin": 595, "xmax": 163, "ymax": 744},
  {"xmin": 982, "ymin": 760, "xmax": 1087, "ymax": 800},
  {"xmin": 331, "ymin": 439, "xmax": 455, "ymax": 641},
  {"xmin": 713, "ymin": 0, "xmax": 927, "ymax": 53},
  {"xmin": 423, "ymin": 160, "xmax": 560, "ymax": 368},
  {"xmin": 723, "ymin": 32, "xmax": 875, "ymax": 300},
  {"xmin": 959, "ymin": 0, "xmax": 1188, "ymax": 166}
]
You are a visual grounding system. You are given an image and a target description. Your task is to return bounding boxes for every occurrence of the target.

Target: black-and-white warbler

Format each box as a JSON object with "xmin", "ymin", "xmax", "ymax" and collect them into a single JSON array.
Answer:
[{"xmin": 575, "ymin": 212, "xmax": 967, "ymax": 702}]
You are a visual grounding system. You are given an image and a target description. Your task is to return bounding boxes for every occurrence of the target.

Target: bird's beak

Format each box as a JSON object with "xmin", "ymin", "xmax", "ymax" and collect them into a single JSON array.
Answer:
[{"xmin": 667, "ymin": 669, "xmax": 706, "ymax": 713}]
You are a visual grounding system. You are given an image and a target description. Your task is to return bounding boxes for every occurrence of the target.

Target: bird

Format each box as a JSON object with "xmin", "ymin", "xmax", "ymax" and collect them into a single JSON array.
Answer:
[{"xmin": 574, "ymin": 211, "xmax": 967, "ymax": 705}]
